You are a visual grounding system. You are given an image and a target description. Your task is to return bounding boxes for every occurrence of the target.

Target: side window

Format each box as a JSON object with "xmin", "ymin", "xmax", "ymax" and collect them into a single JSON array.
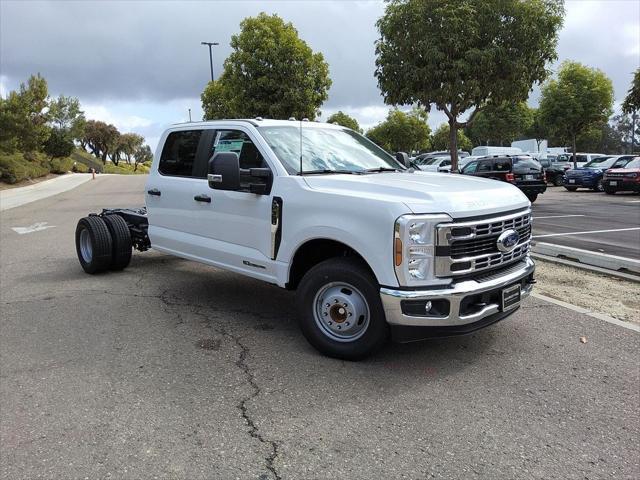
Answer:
[
  {"xmin": 440, "ymin": 159, "xmax": 451, "ymax": 167},
  {"xmin": 463, "ymin": 161, "xmax": 477, "ymax": 173},
  {"xmin": 477, "ymin": 160, "xmax": 493, "ymax": 172},
  {"xmin": 577, "ymin": 155, "xmax": 588, "ymax": 162},
  {"xmin": 212, "ymin": 130, "xmax": 266, "ymax": 170},
  {"xmin": 540, "ymin": 159, "xmax": 551, "ymax": 168},
  {"xmin": 159, "ymin": 130, "xmax": 202, "ymax": 177}
]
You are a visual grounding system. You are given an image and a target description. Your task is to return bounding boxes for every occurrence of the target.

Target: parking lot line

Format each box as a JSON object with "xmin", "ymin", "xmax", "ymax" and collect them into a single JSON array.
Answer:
[
  {"xmin": 533, "ymin": 227, "xmax": 640, "ymax": 238},
  {"xmin": 533, "ymin": 214, "xmax": 586, "ymax": 219}
]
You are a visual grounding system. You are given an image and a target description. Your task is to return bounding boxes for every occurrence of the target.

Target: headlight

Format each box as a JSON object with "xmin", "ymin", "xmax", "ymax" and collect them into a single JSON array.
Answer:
[
  {"xmin": 625, "ymin": 172, "xmax": 638, "ymax": 178},
  {"xmin": 394, "ymin": 214, "xmax": 451, "ymax": 286}
]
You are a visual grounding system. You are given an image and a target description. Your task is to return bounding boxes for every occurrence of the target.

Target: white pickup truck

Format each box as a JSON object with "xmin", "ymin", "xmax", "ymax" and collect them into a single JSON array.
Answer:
[{"xmin": 75, "ymin": 119, "xmax": 535, "ymax": 359}]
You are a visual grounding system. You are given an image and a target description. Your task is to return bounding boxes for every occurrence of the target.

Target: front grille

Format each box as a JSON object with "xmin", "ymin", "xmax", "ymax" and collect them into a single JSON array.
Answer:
[{"xmin": 435, "ymin": 209, "xmax": 532, "ymax": 277}]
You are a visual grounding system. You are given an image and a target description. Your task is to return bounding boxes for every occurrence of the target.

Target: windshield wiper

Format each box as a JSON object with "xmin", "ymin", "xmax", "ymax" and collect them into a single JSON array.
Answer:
[
  {"xmin": 300, "ymin": 169, "xmax": 362, "ymax": 175},
  {"xmin": 362, "ymin": 167, "xmax": 400, "ymax": 173}
]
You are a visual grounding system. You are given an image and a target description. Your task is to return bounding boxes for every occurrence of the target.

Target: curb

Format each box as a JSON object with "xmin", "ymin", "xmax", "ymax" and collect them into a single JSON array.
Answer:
[
  {"xmin": 531, "ymin": 293, "xmax": 640, "ymax": 333},
  {"xmin": 531, "ymin": 241, "xmax": 640, "ymax": 276}
]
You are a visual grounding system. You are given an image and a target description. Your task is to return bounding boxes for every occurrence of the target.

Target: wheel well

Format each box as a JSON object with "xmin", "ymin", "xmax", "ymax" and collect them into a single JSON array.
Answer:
[{"xmin": 287, "ymin": 239, "xmax": 374, "ymax": 290}]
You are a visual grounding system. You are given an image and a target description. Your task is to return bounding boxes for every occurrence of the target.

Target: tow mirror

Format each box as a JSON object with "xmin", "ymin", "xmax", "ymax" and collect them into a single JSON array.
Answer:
[
  {"xmin": 208, "ymin": 152, "xmax": 240, "ymax": 191},
  {"xmin": 395, "ymin": 152, "xmax": 410, "ymax": 167}
]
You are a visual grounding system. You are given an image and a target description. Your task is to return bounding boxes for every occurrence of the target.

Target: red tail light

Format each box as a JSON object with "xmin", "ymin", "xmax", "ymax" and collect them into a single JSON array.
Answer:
[{"xmin": 505, "ymin": 173, "xmax": 515, "ymax": 182}]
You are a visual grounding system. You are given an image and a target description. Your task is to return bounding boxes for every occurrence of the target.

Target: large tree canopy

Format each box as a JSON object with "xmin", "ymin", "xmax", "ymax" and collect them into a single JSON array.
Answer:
[
  {"xmin": 366, "ymin": 108, "xmax": 431, "ymax": 153},
  {"xmin": 202, "ymin": 13, "xmax": 331, "ymax": 121},
  {"xmin": 375, "ymin": 0, "xmax": 564, "ymax": 170},
  {"xmin": 622, "ymin": 68, "xmax": 640, "ymax": 116},
  {"xmin": 431, "ymin": 124, "xmax": 472, "ymax": 152},
  {"xmin": 466, "ymin": 102, "xmax": 533, "ymax": 147},
  {"xmin": 538, "ymin": 61, "xmax": 614, "ymax": 166}
]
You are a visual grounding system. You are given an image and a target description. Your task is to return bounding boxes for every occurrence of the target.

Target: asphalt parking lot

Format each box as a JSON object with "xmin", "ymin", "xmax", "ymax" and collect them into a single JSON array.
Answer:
[
  {"xmin": 531, "ymin": 187, "xmax": 640, "ymax": 260},
  {"xmin": 1, "ymin": 176, "xmax": 639, "ymax": 479}
]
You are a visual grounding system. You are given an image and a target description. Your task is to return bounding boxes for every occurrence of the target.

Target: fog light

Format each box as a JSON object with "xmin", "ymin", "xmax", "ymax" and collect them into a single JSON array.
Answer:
[{"xmin": 425, "ymin": 301, "xmax": 432, "ymax": 313}]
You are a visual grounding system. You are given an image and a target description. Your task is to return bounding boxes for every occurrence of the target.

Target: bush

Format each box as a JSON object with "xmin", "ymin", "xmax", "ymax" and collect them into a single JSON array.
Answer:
[
  {"xmin": 0, "ymin": 152, "xmax": 50, "ymax": 183},
  {"xmin": 49, "ymin": 156, "xmax": 74, "ymax": 174}
]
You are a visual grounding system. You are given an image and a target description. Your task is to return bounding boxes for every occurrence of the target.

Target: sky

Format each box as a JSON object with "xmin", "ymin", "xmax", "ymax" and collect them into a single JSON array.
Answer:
[{"xmin": 1, "ymin": 0, "xmax": 639, "ymax": 150}]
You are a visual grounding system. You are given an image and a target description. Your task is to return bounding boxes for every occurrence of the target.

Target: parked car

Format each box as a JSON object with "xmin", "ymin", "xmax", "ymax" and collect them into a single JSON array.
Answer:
[
  {"xmin": 563, "ymin": 156, "xmax": 633, "ymax": 192},
  {"xmin": 414, "ymin": 155, "xmax": 452, "ymax": 172},
  {"xmin": 556, "ymin": 152, "xmax": 605, "ymax": 167},
  {"xmin": 538, "ymin": 158, "xmax": 571, "ymax": 186},
  {"xmin": 460, "ymin": 154, "xmax": 547, "ymax": 202},
  {"xmin": 73, "ymin": 119, "xmax": 536, "ymax": 359},
  {"xmin": 424, "ymin": 150, "xmax": 469, "ymax": 158},
  {"xmin": 602, "ymin": 157, "xmax": 640, "ymax": 194}
]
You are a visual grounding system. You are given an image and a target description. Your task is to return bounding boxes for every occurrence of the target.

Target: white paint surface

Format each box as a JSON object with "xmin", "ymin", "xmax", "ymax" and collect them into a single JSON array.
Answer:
[{"xmin": 11, "ymin": 222, "xmax": 56, "ymax": 234}]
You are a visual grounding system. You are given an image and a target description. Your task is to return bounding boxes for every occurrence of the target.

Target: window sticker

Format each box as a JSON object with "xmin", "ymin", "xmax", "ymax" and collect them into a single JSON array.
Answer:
[{"xmin": 215, "ymin": 139, "xmax": 244, "ymax": 153}]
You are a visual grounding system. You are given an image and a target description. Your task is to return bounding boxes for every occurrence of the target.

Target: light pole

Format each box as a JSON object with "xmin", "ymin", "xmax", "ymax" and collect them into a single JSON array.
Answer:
[{"xmin": 201, "ymin": 41, "xmax": 219, "ymax": 82}]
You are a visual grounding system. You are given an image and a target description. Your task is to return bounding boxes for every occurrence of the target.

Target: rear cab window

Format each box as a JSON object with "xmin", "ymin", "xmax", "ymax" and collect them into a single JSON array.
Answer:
[{"xmin": 159, "ymin": 130, "xmax": 203, "ymax": 177}]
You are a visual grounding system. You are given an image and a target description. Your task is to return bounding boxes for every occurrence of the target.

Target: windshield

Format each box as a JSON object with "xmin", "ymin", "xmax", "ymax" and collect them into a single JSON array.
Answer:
[
  {"xmin": 512, "ymin": 157, "xmax": 542, "ymax": 172},
  {"xmin": 585, "ymin": 157, "xmax": 616, "ymax": 169},
  {"xmin": 415, "ymin": 156, "xmax": 439, "ymax": 165},
  {"xmin": 584, "ymin": 157, "xmax": 611, "ymax": 167},
  {"xmin": 258, "ymin": 126, "xmax": 403, "ymax": 174},
  {"xmin": 623, "ymin": 158, "xmax": 640, "ymax": 169}
]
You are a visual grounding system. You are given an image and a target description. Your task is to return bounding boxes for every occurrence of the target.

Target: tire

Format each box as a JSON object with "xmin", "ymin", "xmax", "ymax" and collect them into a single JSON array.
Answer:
[
  {"xmin": 75, "ymin": 216, "xmax": 113, "ymax": 274},
  {"xmin": 604, "ymin": 188, "xmax": 615, "ymax": 195},
  {"xmin": 102, "ymin": 214, "xmax": 132, "ymax": 270},
  {"xmin": 593, "ymin": 179, "xmax": 604, "ymax": 192},
  {"xmin": 564, "ymin": 187, "xmax": 577, "ymax": 192},
  {"xmin": 553, "ymin": 175, "xmax": 563, "ymax": 186},
  {"xmin": 526, "ymin": 193, "xmax": 538, "ymax": 203},
  {"xmin": 295, "ymin": 257, "xmax": 389, "ymax": 360}
]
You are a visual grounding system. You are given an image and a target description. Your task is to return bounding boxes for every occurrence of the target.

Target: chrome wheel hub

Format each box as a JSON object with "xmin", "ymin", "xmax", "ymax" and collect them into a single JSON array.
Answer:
[
  {"xmin": 313, "ymin": 282, "xmax": 370, "ymax": 342},
  {"xmin": 79, "ymin": 228, "xmax": 93, "ymax": 263}
]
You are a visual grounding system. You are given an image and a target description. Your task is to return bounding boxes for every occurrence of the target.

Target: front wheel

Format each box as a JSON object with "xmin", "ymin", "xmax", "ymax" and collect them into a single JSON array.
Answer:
[
  {"xmin": 604, "ymin": 188, "xmax": 616, "ymax": 195},
  {"xmin": 296, "ymin": 258, "xmax": 389, "ymax": 360},
  {"xmin": 553, "ymin": 175, "xmax": 563, "ymax": 186}
]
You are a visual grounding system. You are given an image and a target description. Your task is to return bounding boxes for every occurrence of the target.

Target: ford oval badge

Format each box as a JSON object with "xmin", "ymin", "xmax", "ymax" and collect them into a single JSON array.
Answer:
[{"xmin": 496, "ymin": 229, "xmax": 520, "ymax": 253}]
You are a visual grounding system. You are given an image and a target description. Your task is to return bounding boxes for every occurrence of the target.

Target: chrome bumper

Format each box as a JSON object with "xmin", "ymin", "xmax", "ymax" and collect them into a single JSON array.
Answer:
[{"xmin": 380, "ymin": 257, "xmax": 535, "ymax": 327}]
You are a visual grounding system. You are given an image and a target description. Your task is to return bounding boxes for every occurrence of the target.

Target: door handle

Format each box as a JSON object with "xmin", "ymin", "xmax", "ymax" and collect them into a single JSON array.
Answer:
[
  {"xmin": 147, "ymin": 188, "xmax": 161, "ymax": 196},
  {"xmin": 194, "ymin": 194, "xmax": 211, "ymax": 203}
]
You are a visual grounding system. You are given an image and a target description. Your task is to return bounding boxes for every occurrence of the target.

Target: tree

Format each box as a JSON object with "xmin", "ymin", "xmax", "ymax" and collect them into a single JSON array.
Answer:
[
  {"xmin": 539, "ymin": 61, "xmax": 614, "ymax": 167},
  {"xmin": 201, "ymin": 13, "xmax": 331, "ymax": 120},
  {"xmin": 365, "ymin": 108, "xmax": 431, "ymax": 153},
  {"xmin": 375, "ymin": 0, "xmax": 564, "ymax": 171},
  {"xmin": 134, "ymin": 144, "xmax": 153, "ymax": 172},
  {"xmin": 326, "ymin": 111, "xmax": 361, "ymax": 132},
  {"xmin": 119, "ymin": 133, "xmax": 144, "ymax": 165},
  {"xmin": 0, "ymin": 74, "xmax": 50, "ymax": 153},
  {"xmin": 526, "ymin": 109, "xmax": 550, "ymax": 150},
  {"xmin": 43, "ymin": 128, "xmax": 74, "ymax": 159},
  {"xmin": 431, "ymin": 124, "xmax": 472, "ymax": 152},
  {"xmin": 622, "ymin": 68, "xmax": 640, "ymax": 152},
  {"xmin": 82, "ymin": 120, "xmax": 120, "ymax": 164},
  {"xmin": 48, "ymin": 95, "xmax": 85, "ymax": 141},
  {"xmin": 466, "ymin": 102, "xmax": 533, "ymax": 147}
]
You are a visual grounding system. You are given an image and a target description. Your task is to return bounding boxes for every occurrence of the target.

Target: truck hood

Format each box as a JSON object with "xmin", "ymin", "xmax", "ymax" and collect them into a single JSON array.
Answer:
[{"xmin": 303, "ymin": 171, "xmax": 529, "ymax": 218}]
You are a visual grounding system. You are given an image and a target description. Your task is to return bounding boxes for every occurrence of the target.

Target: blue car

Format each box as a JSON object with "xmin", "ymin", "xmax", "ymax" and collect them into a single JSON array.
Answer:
[{"xmin": 563, "ymin": 156, "xmax": 634, "ymax": 192}]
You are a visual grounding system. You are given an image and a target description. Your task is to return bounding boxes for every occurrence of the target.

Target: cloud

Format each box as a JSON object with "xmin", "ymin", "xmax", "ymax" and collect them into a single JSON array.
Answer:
[{"xmin": 1, "ymin": 0, "xmax": 638, "ymax": 145}]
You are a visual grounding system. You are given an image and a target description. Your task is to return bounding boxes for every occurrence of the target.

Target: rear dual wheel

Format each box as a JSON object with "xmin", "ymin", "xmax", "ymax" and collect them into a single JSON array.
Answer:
[{"xmin": 75, "ymin": 215, "xmax": 132, "ymax": 274}]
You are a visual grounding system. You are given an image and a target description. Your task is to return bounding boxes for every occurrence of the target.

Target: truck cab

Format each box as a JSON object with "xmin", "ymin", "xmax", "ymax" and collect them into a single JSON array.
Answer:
[{"xmin": 76, "ymin": 119, "xmax": 536, "ymax": 359}]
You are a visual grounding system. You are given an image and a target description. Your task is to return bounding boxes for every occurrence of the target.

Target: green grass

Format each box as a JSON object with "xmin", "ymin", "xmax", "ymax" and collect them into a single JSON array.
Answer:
[{"xmin": 0, "ymin": 148, "xmax": 149, "ymax": 184}]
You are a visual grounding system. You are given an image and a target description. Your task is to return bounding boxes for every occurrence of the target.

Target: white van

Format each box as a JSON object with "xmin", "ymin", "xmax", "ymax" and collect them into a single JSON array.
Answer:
[{"xmin": 471, "ymin": 146, "xmax": 523, "ymax": 157}]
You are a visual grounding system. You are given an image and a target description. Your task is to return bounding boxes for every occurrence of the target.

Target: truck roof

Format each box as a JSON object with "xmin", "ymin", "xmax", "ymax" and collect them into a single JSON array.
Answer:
[{"xmin": 170, "ymin": 118, "xmax": 346, "ymax": 129}]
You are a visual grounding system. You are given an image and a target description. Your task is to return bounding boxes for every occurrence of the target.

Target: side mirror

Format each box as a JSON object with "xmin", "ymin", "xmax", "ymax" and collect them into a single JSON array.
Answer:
[
  {"xmin": 395, "ymin": 152, "xmax": 410, "ymax": 167},
  {"xmin": 208, "ymin": 152, "xmax": 240, "ymax": 191}
]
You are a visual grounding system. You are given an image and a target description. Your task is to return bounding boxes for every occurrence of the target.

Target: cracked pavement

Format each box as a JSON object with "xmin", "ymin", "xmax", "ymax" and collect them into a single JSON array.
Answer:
[{"xmin": 1, "ymin": 175, "xmax": 639, "ymax": 479}]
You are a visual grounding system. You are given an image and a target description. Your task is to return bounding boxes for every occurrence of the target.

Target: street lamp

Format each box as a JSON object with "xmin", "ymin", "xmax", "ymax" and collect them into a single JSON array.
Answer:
[{"xmin": 201, "ymin": 41, "xmax": 219, "ymax": 82}]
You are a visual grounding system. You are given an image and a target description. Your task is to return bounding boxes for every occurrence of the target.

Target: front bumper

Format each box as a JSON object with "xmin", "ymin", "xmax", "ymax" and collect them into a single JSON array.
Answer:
[
  {"xmin": 604, "ymin": 179, "xmax": 640, "ymax": 192},
  {"xmin": 518, "ymin": 183, "xmax": 547, "ymax": 195},
  {"xmin": 380, "ymin": 257, "xmax": 535, "ymax": 341},
  {"xmin": 564, "ymin": 176, "xmax": 598, "ymax": 187}
]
